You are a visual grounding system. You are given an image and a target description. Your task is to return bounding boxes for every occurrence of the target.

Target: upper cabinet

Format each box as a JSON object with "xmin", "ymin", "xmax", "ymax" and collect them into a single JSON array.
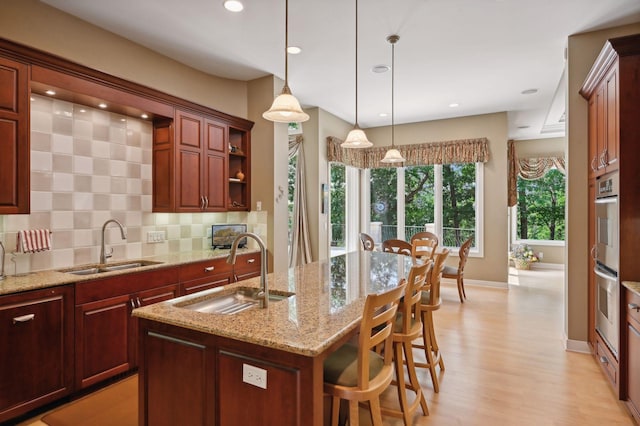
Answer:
[
  {"xmin": 585, "ymin": 65, "xmax": 618, "ymax": 178},
  {"xmin": 0, "ymin": 56, "xmax": 30, "ymax": 214},
  {"xmin": 152, "ymin": 108, "xmax": 252, "ymax": 213}
]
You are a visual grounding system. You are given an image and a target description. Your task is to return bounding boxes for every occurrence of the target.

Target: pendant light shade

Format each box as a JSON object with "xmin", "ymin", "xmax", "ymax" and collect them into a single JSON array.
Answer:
[
  {"xmin": 381, "ymin": 34, "xmax": 405, "ymax": 164},
  {"xmin": 341, "ymin": 0, "xmax": 372, "ymax": 148},
  {"xmin": 263, "ymin": 0, "xmax": 309, "ymax": 123}
]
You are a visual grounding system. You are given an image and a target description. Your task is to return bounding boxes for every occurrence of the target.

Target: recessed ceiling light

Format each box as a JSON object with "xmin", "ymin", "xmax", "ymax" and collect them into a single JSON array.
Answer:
[
  {"xmin": 141, "ymin": 113, "xmax": 149, "ymax": 119},
  {"xmin": 287, "ymin": 46, "xmax": 302, "ymax": 55},
  {"xmin": 372, "ymin": 65, "xmax": 390, "ymax": 74},
  {"xmin": 45, "ymin": 90, "xmax": 56, "ymax": 96},
  {"xmin": 449, "ymin": 103, "xmax": 460, "ymax": 108},
  {"xmin": 98, "ymin": 103, "xmax": 108, "ymax": 109},
  {"xmin": 30, "ymin": 97, "xmax": 35, "ymax": 102},
  {"xmin": 379, "ymin": 112, "xmax": 388, "ymax": 117},
  {"xmin": 223, "ymin": 0, "xmax": 243, "ymax": 12},
  {"xmin": 521, "ymin": 88, "xmax": 538, "ymax": 95}
]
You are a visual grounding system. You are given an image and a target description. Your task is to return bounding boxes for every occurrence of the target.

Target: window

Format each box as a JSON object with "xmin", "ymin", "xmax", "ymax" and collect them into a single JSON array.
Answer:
[
  {"xmin": 367, "ymin": 163, "xmax": 482, "ymax": 250},
  {"xmin": 329, "ymin": 163, "xmax": 346, "ymax": 249},
  {"xmin": 514, "ymin": 168, "xmax": 565, "ymax": 242}
]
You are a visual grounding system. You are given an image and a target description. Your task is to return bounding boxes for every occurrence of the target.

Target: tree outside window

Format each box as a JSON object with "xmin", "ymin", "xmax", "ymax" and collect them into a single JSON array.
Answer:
[{"xmin": 516, "ymin": 168, "xmax": 565, "ymax": 241}]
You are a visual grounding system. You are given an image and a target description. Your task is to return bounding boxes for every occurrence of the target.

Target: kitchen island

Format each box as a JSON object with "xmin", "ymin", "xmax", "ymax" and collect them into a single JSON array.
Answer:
[{"xmin": 132, "ymin": 251, "xmax": 412, "ymax": 426}]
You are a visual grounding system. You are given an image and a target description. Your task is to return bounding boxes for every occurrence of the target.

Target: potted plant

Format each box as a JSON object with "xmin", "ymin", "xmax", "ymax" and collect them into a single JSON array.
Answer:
[{"xmin": 509, "ymin": 244, "xmax": 539, "ymax": 270}]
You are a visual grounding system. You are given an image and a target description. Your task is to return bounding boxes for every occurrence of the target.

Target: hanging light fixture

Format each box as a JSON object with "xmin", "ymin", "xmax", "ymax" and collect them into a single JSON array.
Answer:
[
  {"xmin": 263, "ymin": 0, "xmax": 309, "ymax": 123},
  {"xmin": 381, "ymin": 34, "xmax": 405, "ymax": 164},
  {"xmin": 341, "ymin": 0, "xmax": 372, "ymax": 148}
]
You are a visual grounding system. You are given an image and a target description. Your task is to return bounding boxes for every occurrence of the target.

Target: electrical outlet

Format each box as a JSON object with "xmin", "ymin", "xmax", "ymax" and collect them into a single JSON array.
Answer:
[
  {"xmin": 242, "ymin": 363, "xmax": 267, "ymax": 389},
  {"xmin": 147, "ymin": 231, "xmax": 165, "ymax": 243},
  {"xmin": 538, "ymin": 251, "xmax": 543, "ymax": 260}
]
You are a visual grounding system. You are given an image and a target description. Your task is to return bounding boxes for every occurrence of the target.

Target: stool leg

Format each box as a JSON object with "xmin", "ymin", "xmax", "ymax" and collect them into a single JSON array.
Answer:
[
  {"xmin": 393, "ymin": 341, "xmax": 412, "ymax": 425},
  {"xmin": 349, "ymin": 400, "xmax": 360, "ymax": 426},
  {"xmin": 428, "ymin": 312, "xmax": 445, "ymax": 371},
  {"xmin": 403, "ymin": 339, "xmax": 428, "ymax": 416},
  {"xmin": 369, "ymin": 398, "xmax": 383, "ymax": 426},
  {"xmin": 420, "ymin": 310, "xmax": 440, "ymax": 393}
]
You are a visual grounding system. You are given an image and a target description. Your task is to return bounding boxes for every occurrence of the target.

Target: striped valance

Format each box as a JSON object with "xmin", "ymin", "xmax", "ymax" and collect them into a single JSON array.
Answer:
[{"xmin": 327, "ymin": 136, "xmax": 490, "ymax": 169}]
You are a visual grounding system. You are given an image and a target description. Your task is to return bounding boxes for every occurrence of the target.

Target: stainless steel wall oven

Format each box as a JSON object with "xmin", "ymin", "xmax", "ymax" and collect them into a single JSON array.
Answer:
[{"xmin": 594, "ymin": 171, "xmax": 619, "ymax": 356}]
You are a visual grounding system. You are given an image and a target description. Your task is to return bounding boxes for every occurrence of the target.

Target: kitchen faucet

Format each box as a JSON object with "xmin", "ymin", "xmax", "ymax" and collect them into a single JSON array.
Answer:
[
  {"xmin": 100, "ymin": 219, "xmax": 127, "ymax": 264},
  {"xmin": 227, "ymin": 232, "xmax": 269, "ymax": 308},
  {"xmin": 0, "ymin": 241, "xmax": 5, "ymax": 280}
]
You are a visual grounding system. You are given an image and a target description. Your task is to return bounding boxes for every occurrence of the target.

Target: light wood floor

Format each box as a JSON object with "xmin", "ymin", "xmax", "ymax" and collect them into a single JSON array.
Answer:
[
  {"xmin": 21, "ymin": 267, "xmax": 634, "ymax": 425},
  {"xmin": 374, "ymin": 267, "xmax": 635, "ymax": 425}
]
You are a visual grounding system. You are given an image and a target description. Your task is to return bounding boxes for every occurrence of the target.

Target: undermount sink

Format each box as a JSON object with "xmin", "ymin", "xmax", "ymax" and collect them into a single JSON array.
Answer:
[
  {"xmin": 178, "ymin": 287, "xmax": 294, "ymax": 315},
  {"xmin": 59, "ymin": 260, "xmax": 164, "ymax": 276}
]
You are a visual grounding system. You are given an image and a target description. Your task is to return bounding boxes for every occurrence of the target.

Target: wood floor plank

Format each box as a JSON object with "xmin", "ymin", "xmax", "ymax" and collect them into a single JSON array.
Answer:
[{"xmin": 375, "ymin": 268, "xmax": 635, "ymax": 425}]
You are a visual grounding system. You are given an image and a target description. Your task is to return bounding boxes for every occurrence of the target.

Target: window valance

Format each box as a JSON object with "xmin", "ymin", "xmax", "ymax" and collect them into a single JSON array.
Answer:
[
  {"xmin": 507, "ymin": 139, "xmax": 566, "ymax": 207},
  {"xmin": 327, "ymin": 136, "xmax": 490, "ymax": 169}
]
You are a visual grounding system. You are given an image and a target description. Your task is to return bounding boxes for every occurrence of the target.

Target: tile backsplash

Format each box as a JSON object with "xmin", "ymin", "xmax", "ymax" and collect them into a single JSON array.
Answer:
[{"xmin": 0, "ymin": 95, "xmax": 265, "ymax": 275}]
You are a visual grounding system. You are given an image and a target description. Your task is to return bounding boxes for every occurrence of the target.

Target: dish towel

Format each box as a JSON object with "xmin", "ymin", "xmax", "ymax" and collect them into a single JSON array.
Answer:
[{"xmin": 16, "ymin": 229, "xmax": 52, "ymax": 253}]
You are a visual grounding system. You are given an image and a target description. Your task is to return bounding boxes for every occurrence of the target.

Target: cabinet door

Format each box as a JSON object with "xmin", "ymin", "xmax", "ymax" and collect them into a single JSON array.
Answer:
[
  {"xmin": 76, "ymin": 294, "xmax": 131, "ymax": 389},
  {"xmin": 627, "ymin": 290, "xmax": 640, "ymax": 421},
  {"xmin": 176, "ymin": 110, "xmax": 204, "ymax": 212},
  {"xmin": 139, "ymin": 324, "xmax": 214, "ymax": 426},
  {"xmin": 0, "ymin": 286, "xmax": 73, "ymax": 422},
  {"xmin": 0, "ymin": 56, "xmax": 29, "ymax": 214},
  {"xmin": 595, "ymin": 83, "xmax": 606, "ymax": 173},
  {"xmin": 605, "ymin": 66, "xmax": 619, "ymax": 173},
  {"xmin": 588, "ymin": 97, "xmax": 599, "ymax": 178},
  {"xmin": 204, "ymin": 119, "xmax": 227, "ymax": 211},
  {"xmin": 217, "ymin": 351, "xmax": 300, "ymax": 425}
]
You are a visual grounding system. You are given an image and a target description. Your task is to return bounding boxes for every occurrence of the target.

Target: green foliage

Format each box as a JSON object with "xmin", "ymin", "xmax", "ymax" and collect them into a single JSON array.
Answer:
[
  {"xmin": 404, "ymin": 165, "xmax": 434, "ymax": 226},
  {"xmin": 516, "ymin": 169, "xmax": 565, "ymax": 241}
]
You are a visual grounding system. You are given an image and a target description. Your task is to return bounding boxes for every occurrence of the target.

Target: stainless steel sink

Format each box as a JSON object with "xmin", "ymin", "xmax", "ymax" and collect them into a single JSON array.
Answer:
[
  {"xmin": 178, "ymin": 287, "xmax": 294, "ymax": 315},
  {"xmin": 59, "ymin": 260, "xmax": 164, "ymax": 275}
]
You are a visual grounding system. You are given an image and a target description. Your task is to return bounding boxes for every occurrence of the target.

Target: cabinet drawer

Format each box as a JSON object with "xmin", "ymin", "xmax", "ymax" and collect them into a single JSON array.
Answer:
[
  {"xmin": 233, "ymin": 253, "xmax": 261, "ymax": 283},
  {"xmin": 179, "ymin": 258, "xmax": 232, "ymax": 282},
  {"xmin": 182, "ymin": 275, "xmax": 231, "ymax": 295},
  {"xmin": 596, "ymin": 336, "xmax": 618, "ymax": 388},
  {"xmin": 627, "ymin": 289, "xmax": 640, "ymax": 326}
]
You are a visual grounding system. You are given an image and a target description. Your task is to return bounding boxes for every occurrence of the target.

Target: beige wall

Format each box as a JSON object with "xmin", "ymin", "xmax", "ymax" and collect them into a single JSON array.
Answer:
[
  {"xmin": 366, "ymin": 112, "xmax": 510, "ymax": 283},
  {"xmin": 0, "ymin": 0, "xmax": 248, "ymax": 119},
  {"xmin": 566, "ymin": 23, "xmax": 640, "ymax": 346}
]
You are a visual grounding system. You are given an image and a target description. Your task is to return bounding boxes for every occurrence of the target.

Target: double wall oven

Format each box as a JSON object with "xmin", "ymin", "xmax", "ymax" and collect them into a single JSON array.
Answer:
[{"xmin": 593, "ymin": 171, "xmax": 619, "ymax": 356}]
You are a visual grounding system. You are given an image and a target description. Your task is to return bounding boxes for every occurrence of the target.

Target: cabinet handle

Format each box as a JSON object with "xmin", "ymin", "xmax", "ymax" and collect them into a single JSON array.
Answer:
[
  {"xmin": 599, "ymin": 356, "xmax": 609, "ymax": 366},
  {"xmin": 204, "ymin": 196, "xmax": 209, "ymax": 209},
  {"xmin": 130, "ymin": 299, "xmax": 136, "ymax": 309},
  {"xmin": 204, "ymin": 266, "xmax": 215, "ymax": 272},
  {"xmin": 590, "ymin": 245, "xmax": 597, "ymax": 260},
  {"xmin": 629, "ymin": 303, "xmax": 640, "ymax": 312},
  {"xmin": 200, "ymin": 196, "xmax": 206, "ymax": 210},
  {"xmin": 591, "ymin": 156, "xmax": 598, "ymax": 172},
  {"xmin": 13, "ymin": 314, "xmax": 35, "ymax": 324},
  {"xmin": 137, "ymin": 297, "xmax": 142, "ymax": 308},
  {"xmin": 247, "ymin": 259, "xmax": 255, "ymax": 263}
]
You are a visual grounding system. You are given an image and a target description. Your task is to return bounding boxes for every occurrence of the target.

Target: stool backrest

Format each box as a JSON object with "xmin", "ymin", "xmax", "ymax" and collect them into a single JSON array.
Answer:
[{"xmin": 382, "ymin": 239, "xmax": 412, "ymax": 256}]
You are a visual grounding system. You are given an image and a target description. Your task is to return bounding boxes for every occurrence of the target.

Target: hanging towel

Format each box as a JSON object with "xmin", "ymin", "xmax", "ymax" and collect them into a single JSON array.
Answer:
[{"xmin": 16, "ymin": 229, "xmax": 52, "ymax": 253}]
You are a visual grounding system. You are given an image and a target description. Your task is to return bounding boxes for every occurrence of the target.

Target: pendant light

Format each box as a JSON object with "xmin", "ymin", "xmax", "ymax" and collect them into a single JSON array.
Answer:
[
  {"xmin": 341, "ymin": 0, "xmax": 372, "ymax": 148},
  {"xmin": 381, "ymin": 34, "xmax": 405, "ymax": 163},
  {"xmin": 263, "ymin": 0, "xmax": 309, "ymax": 123}
]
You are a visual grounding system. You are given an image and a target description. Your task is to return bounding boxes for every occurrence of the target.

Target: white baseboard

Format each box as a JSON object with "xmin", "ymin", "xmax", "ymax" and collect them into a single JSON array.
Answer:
[
  {"xmin": 564, "ymin": 336, "xmax": 591, "ymax": 354},
  {"xmin": 530, "ymin": 262, "xmax": 564, "ymax": 271}
]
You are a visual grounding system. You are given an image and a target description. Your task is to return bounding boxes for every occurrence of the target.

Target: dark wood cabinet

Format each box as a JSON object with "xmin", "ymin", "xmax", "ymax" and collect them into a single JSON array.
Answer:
[
  {"xmin": 74, "ymin": 267, "xmax": 179, "ymax": 389},
  {"xmin": 179, "ymin": 257, "xmax": 233, "ymax": 295},
  {"xmin": 0, "ymin": 55, "xmax": 30, "ymax": 214},
  {"xmin": 0, "ymin": 286, "xmax": 74, "ymax": 422},
  {"xmin": 233, "ymin": 252, "xmax": 262, "ymax": 282},
  {"xmin": 153, "ymin": 109, "xmax": 252, "ymax": 213},
  {"xmin": 624, "ymin": 287, "xmax": 640, "ymax": 423},
  {"xmin": 582, "ymin": 33, "xmax": 640, "ymax": 404}
]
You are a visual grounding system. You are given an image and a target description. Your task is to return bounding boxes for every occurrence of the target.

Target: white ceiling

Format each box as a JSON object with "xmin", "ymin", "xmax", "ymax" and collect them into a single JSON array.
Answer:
[{"xmin": 42, "ymin": 0, "xmax": 640, "ymax": 140}]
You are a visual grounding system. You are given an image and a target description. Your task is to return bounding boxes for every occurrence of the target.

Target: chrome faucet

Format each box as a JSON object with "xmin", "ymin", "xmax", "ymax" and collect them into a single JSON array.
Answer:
[
  {"xmin": 100, "ymin": 219, "xmax": 127, "ymax": 264},
  {"xmin": 227, "ymin": 233, "xmax": 269, "ymax": 308},
  {"xmin": 0, "ymin": 241, "xmax": 5, "ymax": 280}
]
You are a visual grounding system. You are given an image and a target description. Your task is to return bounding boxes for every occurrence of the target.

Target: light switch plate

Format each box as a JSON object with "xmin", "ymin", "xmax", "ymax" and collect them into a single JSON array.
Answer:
[
  {"xmin": 147, "ymin": 231, "xmax": 165, "ymax": 243},
  {"xmin": 242, "ymin": 363, "xmax": 267, "ymax": 389}
]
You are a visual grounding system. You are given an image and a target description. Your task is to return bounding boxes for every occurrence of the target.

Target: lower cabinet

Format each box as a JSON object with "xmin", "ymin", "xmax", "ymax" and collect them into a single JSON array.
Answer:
[
  {"xmin": 625, "ymin": 288, "xmax": 640, "ymax": 422},
  {"xmin": 75, "ymin": 267, "xmax": 180, "ymax": 389},
  {"xmin": 179, "ymin": 258, "xmax": 232, "ymax": 295},
  {"xmin": 138, "ymin": 319, "xmax": 304, "ymax": 426},
  {"xmin": 0, "ymin": 286, "xmax": 74, "ymax": 423},
  {"xmin": 232, "ymin": 252, "xmax": 262, "ymax": 282}
]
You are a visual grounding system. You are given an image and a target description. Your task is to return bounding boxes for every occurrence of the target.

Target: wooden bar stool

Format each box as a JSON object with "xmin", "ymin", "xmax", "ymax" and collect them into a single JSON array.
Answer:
[
  {"xmin": 359, "ymin": 232, "xmax": 375, "ymax": 251},
  {"xmin": 323, "ymin": 282, "xmax": 406, "ymax": 426},
  {"xmin": 413, "ymin": 249, "xmax": 449, "ymax": 393},
  {"xmin": 382, "ymin": 239, "xmax": 412, "ymax": 256},
  {"xmin": 381, "ymin": 261, "xmax": 432, "ymax": 425}
]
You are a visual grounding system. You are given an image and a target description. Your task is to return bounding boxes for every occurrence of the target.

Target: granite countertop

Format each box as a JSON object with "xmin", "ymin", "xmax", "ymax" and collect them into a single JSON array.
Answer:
[
  {"xmin": 0, "ymin": 248, "xmax": 257, "ymax": 296},
  {"xmin": 622, "ymin": 281, "xmax": 640, "ymax": 297},
  {"xmin": 132, "ymin": 250, "xmax": 413, "ymax": 357}
]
